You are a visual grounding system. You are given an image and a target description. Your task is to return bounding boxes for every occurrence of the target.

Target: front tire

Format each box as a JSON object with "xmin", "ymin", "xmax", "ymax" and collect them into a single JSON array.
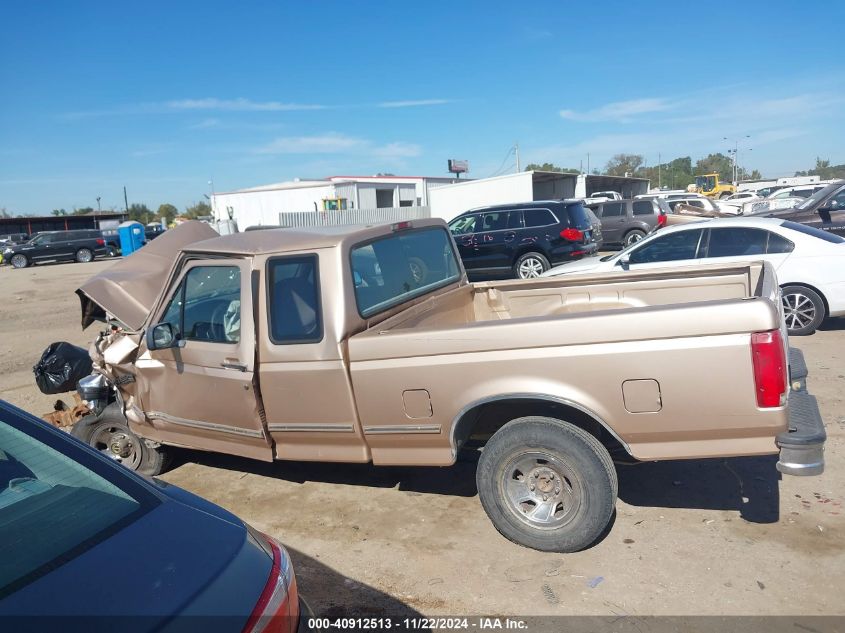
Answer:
[
  {"xmin": 623, "ymin": 229, "xmax": 646, "ymax": 247},
  {"xmin": 476, "ymin": 416, "xmax": 617, "ymax": 552},
  {"xmin": 76, "ymin": 248, "xmax": 94, "ymax": 263},
  {"xmin": 72, "ymin": 404, "xmax": 170, "ymax": 476},
  {"xmin": 781, "ymin": 285, "xmax": 825, "ymax": 335},
  {"xmin": 10, "ymin": 254, "xmax": 28, "ymax": 269},
  {"xmin": 514, "ymin": 252, "xmax": 550, "ymax": 279}
]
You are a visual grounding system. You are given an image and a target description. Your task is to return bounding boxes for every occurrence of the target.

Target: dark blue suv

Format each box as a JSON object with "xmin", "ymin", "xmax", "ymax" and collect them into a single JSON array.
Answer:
[{"xmin": 448, "ymin": 200, "xmax": 602, "ymax": 279}]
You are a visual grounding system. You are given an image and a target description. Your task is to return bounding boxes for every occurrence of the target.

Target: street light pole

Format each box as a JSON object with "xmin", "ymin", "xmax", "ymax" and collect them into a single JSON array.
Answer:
[{"xmin": 723, "ymin": 135, "xmax": 750, "ymax": 185}]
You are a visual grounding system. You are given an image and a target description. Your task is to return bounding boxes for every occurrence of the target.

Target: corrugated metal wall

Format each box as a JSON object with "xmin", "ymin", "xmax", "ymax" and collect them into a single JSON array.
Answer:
[{"xmin": 278, "ymin": 206, "xmax": 430, "ymax": 228}]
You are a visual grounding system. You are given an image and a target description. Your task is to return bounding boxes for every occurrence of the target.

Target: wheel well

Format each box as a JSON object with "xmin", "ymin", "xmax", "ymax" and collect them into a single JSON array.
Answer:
[
  {"xmin": 780, "ymin": 282, "xmax": 829, "ymax": 317},
  {"xmin": 453, "ymin": 397, "xmax": 631, "ymax": 461}
]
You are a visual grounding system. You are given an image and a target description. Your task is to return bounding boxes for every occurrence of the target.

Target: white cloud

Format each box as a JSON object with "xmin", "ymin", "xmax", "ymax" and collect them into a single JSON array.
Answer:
[
  {"xmin": 189, "ymin": 117, "xmax": 221, "ymax": 129},
  {"xmin": 167, "ymin": 98, "xmax": 326, "ymax": 112},
  {"xmin": 372, "ymin": 142, "xmax": 422, "ymax": 158},
  {"xmin": 378, "ymin": 99, "xmax": 450, "ymax": 108},
  {"xmin": 560, "ymin": 98, "xmax": 674, "ymax": 122},
  {"xmin": 254, "ymin": 133, "xmax": 422, "ymax": 159}
]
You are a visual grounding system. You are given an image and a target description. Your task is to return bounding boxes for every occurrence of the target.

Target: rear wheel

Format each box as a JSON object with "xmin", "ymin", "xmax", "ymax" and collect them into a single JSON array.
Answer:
[
  {"xmin": 514, "ymin": 252, "xmax": 550, "ymax": 279},
  {"xmin": 10, "ymin": 254, "xmax": 28, "ymax": 269},
  {"xmin": 72, "ymin": 404, "xmax": 170, "ymax": 476},
  {"xmin": 781, "ymin": 285, "xmax": 825, "ymax": 336},
  {"xmin": 623, "ymin": 229, "xmax": 646, "ymax": 247},
  {"xmin": 476, "ymin": 416, "xmax": 617, "ymax": 552},
  {"xmin": 76, "ymin": 248, "xmax": 94, "ymax": 263}
]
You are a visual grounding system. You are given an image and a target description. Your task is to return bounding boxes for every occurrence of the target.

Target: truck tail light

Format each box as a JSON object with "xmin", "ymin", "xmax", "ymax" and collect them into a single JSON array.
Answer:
[
  {"xmin": 657, "ymin": 214, "xmax": 667, "ymax": 228},
  {"xmin": 96, "ymin": 238, "xmax": 105, "ymax": 246},
  {"xmin": 243, "ymin": 534, "xmax": 300, "ymax": 633},
  {"xmin": 751, "ymin": 329, "xmax": 787, "ymax": 408},
  {"xmin": 560, "ymin": 228, "xmax": 583, "ymax": 241},
  {"xmin": 391, "ymin": 221, "xmax": 413, "ymax": 232}
]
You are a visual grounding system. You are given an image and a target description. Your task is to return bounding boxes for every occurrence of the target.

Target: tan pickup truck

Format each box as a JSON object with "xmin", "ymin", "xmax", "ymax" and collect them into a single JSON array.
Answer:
[{"xmin": 71, "ymin": 219, "xmax": 826, "ymax": 552}]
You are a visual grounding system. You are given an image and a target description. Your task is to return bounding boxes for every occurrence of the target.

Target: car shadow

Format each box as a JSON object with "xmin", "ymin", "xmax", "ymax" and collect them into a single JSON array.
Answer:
[
  {"xmin": 174, "ymin": 447, "xmax": 481, "ymax": 498},
  {"xmin": 819, "ymin": 316, "xmax": 845, "ymax": 332},
  {"xmin": 616, "ymin": 455, "xmax": 781, "ymax": 523},
  {"xmin": 286, "ymin": 546, "xmax": 424, "ymax": 618}
]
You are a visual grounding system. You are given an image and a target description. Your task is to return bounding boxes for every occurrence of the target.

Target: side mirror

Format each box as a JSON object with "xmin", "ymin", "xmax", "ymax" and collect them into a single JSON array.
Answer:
[
  {"xmin": 618, "ymin": 255, "xmax": 631, "ymax": 270},
  {"xmin": 146, "ymin": 322, "xmax": 184, "ymax": 350}
]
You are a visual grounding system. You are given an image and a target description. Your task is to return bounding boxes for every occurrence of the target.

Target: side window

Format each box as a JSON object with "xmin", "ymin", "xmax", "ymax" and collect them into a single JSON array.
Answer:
[
  {"xmin": 448, "ymin": 215, "xmax": 478, "ymax": 235},
  {"xmin": 766, "ymin": 233, "xmax": 795, "ymax": 254},
  {"xmin": 632, "ymin": 201, "xmax": 654, "ymax": 216},
  {"xmin": 706, "ymin": 228, "xmax": 769, "ymax": 258},
  {"xmin": 507, "ymin": 210, "xmax": 524, "ymax": 229},
  {"xmin": 523, "ymin": 209, "xmax": 556, "ymax": 227},
  {"xmin": 628, "ymin": 229, "xmax": 703, "ymax": 264},
  {"xmin": 481, "ymin": 212, "xmax": 508, "ymax": 232},
  {"xmin": 161, "ymin": 266, "xmax": 241, "ymax": 344},
  {"xmin": 602, "ymin": 202, "xmax": 624, "ymax": 217},
  {"xmin": 268, "ymin": 256, "xmax": 322, "ymax": 344}
]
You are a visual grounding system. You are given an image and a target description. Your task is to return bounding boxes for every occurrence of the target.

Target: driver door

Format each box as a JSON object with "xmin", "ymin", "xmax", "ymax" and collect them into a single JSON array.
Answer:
[{"xmin": 135, "ymin": 259, "xmax": 272, "ymax": 461}]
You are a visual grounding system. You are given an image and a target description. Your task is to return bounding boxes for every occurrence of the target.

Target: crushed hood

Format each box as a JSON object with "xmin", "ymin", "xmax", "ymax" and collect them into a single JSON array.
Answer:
[{"xmin": 76, "ymin": 221, "xmax": 219, "ymax": 330}]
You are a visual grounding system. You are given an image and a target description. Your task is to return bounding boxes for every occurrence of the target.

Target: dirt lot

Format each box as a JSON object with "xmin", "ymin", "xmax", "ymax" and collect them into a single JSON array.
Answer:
[{"xmin": 1, "ymin": 259, "xmax": 843, "ymax": 618}]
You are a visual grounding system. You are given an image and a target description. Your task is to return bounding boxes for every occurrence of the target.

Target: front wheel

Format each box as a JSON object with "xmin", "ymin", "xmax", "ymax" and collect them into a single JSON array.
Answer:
[
  {"xmin": 476, "ymin": 416, "xmax": 617, "ymax": 552},
  {"xmin": 76, "ymin": 248, "xmax": 94, "ymax": 263},
  {"xmin": 10, "ymin": 254, "xmax": 28, "ymax": 269},
  {"xmin": 514, "ymin": 252, "xmax": 550, "ymax": 279},
  {"xmin": 623, "ymin": 229, "xmax": 646, "ymax": 247},
  {"xmin": 71, "ymin": 404, "xmax": 170, "ymax": 476},
  {"xmin": 781, "ymin": 285, "xmax": 825, "ymax": 336}
]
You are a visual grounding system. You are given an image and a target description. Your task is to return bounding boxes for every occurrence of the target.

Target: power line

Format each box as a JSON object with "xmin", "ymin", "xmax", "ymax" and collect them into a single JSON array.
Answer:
[{"xmin": 487, "ymin": 146, "xmax": 515, "ymax": 178}]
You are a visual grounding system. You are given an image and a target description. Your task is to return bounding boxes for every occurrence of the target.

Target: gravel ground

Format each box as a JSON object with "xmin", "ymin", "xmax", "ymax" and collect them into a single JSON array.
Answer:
[{"xmin": 1, "ymin": 259, "xmax": 843, "ymax": 618}]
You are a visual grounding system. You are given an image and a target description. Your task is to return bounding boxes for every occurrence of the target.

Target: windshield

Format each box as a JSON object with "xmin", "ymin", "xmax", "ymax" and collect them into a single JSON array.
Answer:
[
  {"xmin": 796, "ymin": 183, "xmax": 843, "ymax": 210},
  {"xmin": 0, "ymin": 403, "xmax": 155, "ymax": 596},
  {"xmin": 351, "ymin": 226, "xmax": 461, "ymax": 318},
  {"xmin": 695, "ymin": 175, "xmax": 715, "ymax": 191}
]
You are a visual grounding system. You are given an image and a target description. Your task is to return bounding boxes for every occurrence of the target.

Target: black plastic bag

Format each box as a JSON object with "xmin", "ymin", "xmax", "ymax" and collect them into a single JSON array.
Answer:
[{"xmin": 33, "ymin": 342, "xmax": 93, "ymax": 395}]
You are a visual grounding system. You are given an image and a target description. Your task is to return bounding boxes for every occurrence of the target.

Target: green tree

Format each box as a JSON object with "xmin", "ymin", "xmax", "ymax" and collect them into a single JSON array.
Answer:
[
  {"xmin": 795, "ymin": 157, "xmax": 845, "ymax": 180},
  {"xmin": 51, "ymin": 208, "xmax": 67, "ymax": 216},
  {"xmin": 73, "ymin": 206, "xmax": 94, "ymax": 215},
  {"xmin": 604, "ymin": 154, "xmax": 644, "ymax": 177},
  {"xmin": 524, "ymin": 162, "xmax": 580, "ymax": 174},
  {"xmin": 156, "ymin": 203, "xmax": 178, "ymax": 225},
  {"xmin": 127, "ymin": 203, "xmax": 154, "ymax": 224},
  {"xmin": 184, "ymin": 201, "xmax": 212, "ymax": 219},
  {"xmin": 694, "ymin": 153, "xmax": 734, "ymax": 182}
]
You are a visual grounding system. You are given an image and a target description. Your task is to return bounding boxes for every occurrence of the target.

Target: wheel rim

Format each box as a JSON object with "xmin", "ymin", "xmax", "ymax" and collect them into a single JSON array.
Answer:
[
  {"xmin": 518, "ymin": 257, "xmax": 544, "ymax": 279},
  {"xmin": 625, "ymin": 232, "xmax": 643, "ymax": 246},
  {"xmin": 782, "ymin": 292, "xmax": 816, "ymax": 331},
  {"xmin": 499, "ymin": 451, "xmax": 583, "ymax": 530},
  {"xmin": 11, "ymin": 255, "xmax": 26, "ymax": 268},
  {"xmin": 90, "ymin": 423, "xmax": 144, "ymax": 470},
  {"xmin": 78, "ymin": 249, "xmax": 92, "ymax": 262}
]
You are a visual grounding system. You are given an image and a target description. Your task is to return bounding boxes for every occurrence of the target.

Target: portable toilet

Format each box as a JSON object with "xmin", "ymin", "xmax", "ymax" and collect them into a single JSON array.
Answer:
[{"xmin": 117, "ymin": 221, "xmax": 146, "ymax": 256}]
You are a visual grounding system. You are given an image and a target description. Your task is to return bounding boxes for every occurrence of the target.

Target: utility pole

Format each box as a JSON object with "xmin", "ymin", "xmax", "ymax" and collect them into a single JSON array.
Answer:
[
  {"xmin": 587, "ymin": 153, "xmax": 590, "ymax": 174},
  {"xmin": 514, "ymin": 143, "xmax": 520, "ymax": 172},
  {"xmin": 123, "ymin": 186, "xmax": 129, "ymax": 213},
  {"xmin": 96, "ymin": 196, "xmax": 101, "ymax": 214},
  {"xmin": 724, "ymin": 135, "xmax": 750, "ymax": 185},
  {"xmin": 658, "ymin": 153, "xmax": 661, "ymax": 189}
]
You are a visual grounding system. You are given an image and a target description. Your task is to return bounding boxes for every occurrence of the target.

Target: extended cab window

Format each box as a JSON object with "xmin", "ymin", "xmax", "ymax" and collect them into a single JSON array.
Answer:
[
  {"xmin": 351, "ymin": 227, "xmax": 461, "ymax": 318},
  {"xmin": 268, "ymin": 256, "xmax": 322, "ymax": 343},
  {"xmin": 628, "ymin": 229, "xmax": 704, "ymax": 264},
  {"xmin": 160, "ymin": 266, "xmax": 241, "ymax": 343}
]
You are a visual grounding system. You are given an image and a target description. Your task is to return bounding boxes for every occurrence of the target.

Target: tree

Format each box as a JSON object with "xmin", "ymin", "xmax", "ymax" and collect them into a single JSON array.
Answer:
[
  {"xmin": 694, "ymin": 153, "xmax": 734, "ymax": 182},
  {"xmin": 184, "ymin": 201, "xmax": 212, "ymax": 219},
  {"xmin": 604, "ymin": 154, "xmax": 644, "ymax": 177},
  {"xmin": 51, "ymin": 208, "xmax": 67, "ymax": 216},
  {"xmin": 156, "ymin": 203, "xmax": 178, "ymax": 226},
  {"xmin": 73, "ymin": 206, "xmax": 94, "ymax": 215},
  {"xmin": 0, "ymin": 207, "xmax": 10, "ymax": 219},
  {"xmin": 795, "ymin": 157, "xmax": 845, "ymax": 180},
  {"xmin": 524, "ymin": 162, "xmax": 580, "ymax": 174},
  {"xmin": 127, "ymin": 203, "xmax": 154, "ymax": 224}
]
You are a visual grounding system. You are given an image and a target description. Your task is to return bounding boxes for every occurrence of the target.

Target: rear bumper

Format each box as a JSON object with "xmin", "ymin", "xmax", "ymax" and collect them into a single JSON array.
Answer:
[{"xmin": 777, "ymin": 348, "xmax": 826, "ymax": 476}]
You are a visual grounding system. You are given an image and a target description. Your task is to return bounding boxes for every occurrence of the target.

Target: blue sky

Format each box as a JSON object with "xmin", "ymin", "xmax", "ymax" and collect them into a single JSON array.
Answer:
[{"xmin": 2, "ymin": 0, "xmax": 844, "ymax": 214}]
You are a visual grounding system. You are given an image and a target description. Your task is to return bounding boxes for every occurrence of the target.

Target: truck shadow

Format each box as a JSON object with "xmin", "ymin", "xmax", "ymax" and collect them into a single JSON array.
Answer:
[
  {"xmin": 286, "ymin": 546, "xmax": 424, "ymax": 618},
  {"xmin": 179, "ymin": 450, "xmax": 780, "ymax": 522},
  {"xmin": 615, "ymin": 455, "xmax": 781, "ymax": 524}
]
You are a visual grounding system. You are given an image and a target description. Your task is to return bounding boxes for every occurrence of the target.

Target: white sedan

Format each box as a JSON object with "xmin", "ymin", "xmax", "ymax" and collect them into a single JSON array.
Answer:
[{"xmin": 542, "ymin": 217, "xmax": 845, "ymax": 335}]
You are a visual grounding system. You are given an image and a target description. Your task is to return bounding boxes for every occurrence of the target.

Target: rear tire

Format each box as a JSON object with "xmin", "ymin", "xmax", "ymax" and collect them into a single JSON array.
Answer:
[
  {"xmin": 781, "ymin": 285, "xmax": 825, "ymax": 336},
  {"xmin": 72, "ymin": 404, "xmax": 170, "ymax": 476},
  {"xmin": 623, "ymin": 229, "xmax": 646, "ymax": 247},
  {"xmin": 513, "ymin": 252, "xmax": 550, "ymax": 279},
  {"xmin": 76, "ymin": 248, "xmax": 94, "ymax": 263},
  {"xmin": 476, "ymin": 416, "xmax": 617, "ymax": 552},
  {"xmin": 10, "ymin": 254, "xmax": 28, "ymax": 269}
]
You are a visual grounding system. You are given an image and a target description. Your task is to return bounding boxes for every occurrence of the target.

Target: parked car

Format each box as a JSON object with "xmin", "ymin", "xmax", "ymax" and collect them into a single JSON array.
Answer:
[
  {"xmin": 587, "ymin": 190, "xmax": 622, "ymax": 201},
  {"xmin": 751, "ymin": 180, "xmax": 845, "ymax": 237},
  {"xmin": 766, "ymin": 184, "xmax": 828, "ymax": 200},
  {"xmin": 0, "ymin": 399, "xmax": 312, "ymax": 630},
  {"xmin": 666, "ymin": 196, "xmax": 738, "ymax": 214},
  {"xmin": 542, "ymin": 217, "xmax": 845, "ymax": 335},
  {"xmin": 725, "ymin": 191, "xmax": 759, "ymax": 202},
  {"xmin": 447, "ymin": 200, "xmax": 602, "ymax": 279},
  {"xmin": 68, "ymin": 219, "xmax": 825, "ymax": 553},
  {"xmin": 589, "ymin": 198, "xmax": 671, "ymax": 247},
  {"xmin": 2, "ymin": 229, "xmax": 108, "ymax": 269},
  {"xmin": 0, "ymin": 233, "xmax": 28, "ymax": 246},
  {"xmin": 145, "ymin": 224, "xmax": 167, "ymax": 241}
]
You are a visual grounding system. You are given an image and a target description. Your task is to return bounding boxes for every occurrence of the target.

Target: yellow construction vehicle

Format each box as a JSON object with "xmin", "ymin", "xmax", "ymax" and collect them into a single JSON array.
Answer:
[{"xmin": 688, "ymin": 173, "xmax": 736, "ymax": 199}]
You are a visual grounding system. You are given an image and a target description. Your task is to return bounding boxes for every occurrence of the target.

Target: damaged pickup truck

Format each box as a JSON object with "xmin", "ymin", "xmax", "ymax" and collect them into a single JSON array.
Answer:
[{"xmin": 71, "ymin": 219, "xmax": 826, "ymax": 552}]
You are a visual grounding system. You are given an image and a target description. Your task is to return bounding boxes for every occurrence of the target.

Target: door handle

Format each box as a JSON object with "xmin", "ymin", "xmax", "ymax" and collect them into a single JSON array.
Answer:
[
  {"xmin": 221, "ymin": 361, "xmax": 247, "ymax": 372},
  {"xmin": 504, "ymin": 232, "xmax": 516, "ymax": 242}
]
